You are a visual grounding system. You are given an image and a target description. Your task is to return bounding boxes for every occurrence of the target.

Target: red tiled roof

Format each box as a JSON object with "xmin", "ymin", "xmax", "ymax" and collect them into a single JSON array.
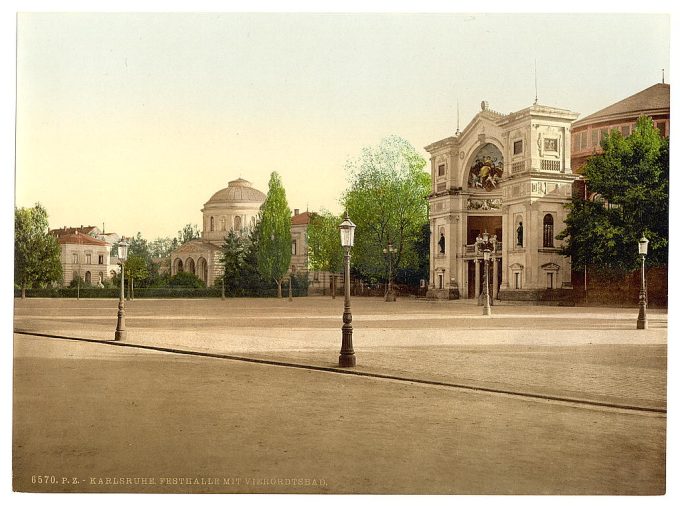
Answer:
[
  {"xmin": 49, "ymin": 226, "xmax": 98, "ymax": 236},
  {"xmin": 291, "ymin": 211, "xmax": 316, "ymax": 225},
  {"xmin": 574, "ymin": 83, "xmax": 670, "ymax": 127},
  {"xmin": 56, "ymin": 232, "xmax": 110, "ymax": 247}
]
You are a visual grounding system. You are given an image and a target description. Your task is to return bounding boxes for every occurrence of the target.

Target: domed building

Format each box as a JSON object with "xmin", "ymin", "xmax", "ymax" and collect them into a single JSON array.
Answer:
[
  {"xmin": 170, "ymin": 178, "xmax": 266, "ymax": 286},
  {"xmin": 571, "ymin": 82, "xmax": 669, "ymax": 172}
]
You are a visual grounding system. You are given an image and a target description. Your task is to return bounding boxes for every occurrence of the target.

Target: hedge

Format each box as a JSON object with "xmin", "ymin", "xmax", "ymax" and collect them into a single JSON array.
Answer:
[{"xmin": 14, "ymin": 286, "xmax": 308, "ymax": 299}]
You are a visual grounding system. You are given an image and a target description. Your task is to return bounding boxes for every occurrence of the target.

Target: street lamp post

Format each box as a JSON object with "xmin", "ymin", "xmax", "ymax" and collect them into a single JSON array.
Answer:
[
  {"xmin": 475, "ymin": 231, "xmax": 495, "ymax": 316},
  {"xmin": 637, "ymin": 236, "xmax": 649, "ymax": 330},
  {"xmin": 383, "ymin": 241, "xmax": 397, "ymax": 302},
  {"xmin": 114, "ymin": 238, "xmax": 129, "ymax": 341},
  {"xmin": 288, "ymin": 275, "xmax": 293, "ymax": 302},
  {"xmin": 338, "ymin": 212, "xmax": 356, "ymax": 368},
  {"xmin": 482, "ymin": 248, "xmax": 491, "ymax": 316}
]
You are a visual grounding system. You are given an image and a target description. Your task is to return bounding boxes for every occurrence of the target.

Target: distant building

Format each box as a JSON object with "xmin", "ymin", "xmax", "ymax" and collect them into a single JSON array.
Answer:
[
  {"xmin": 51, "ymin": 231, "xmax": 115, "ymax": 286},
  {"xmin": 569, "ymin": 82, "xmax": 670, "ymax": 305},
  {"xmin": 50, "ymin": 225, "xmax": 120, "ymax": 244},
  {"xmin": 289, "ymin": 209, "xmax": 335, "ymax": 294},
  {"xmin": 290, "ymin": 209, "xmax": 312, "ymax": 275},
  {"xmin": 170, "ymin": 179, "xmax": 330, "ymax": 290},
  {"xmin": 571, "ymin": 83, "xmax": 670, "ymax": 172},
  {"xmin": 170, "ymin": 178, "xmax": 265, "ymax": 286}
]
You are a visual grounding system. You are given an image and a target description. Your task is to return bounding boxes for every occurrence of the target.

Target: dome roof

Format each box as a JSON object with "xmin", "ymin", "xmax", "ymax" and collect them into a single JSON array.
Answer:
[{"xmin": 205, "ymin": 178, "xmax": 266, "ymax": 206}]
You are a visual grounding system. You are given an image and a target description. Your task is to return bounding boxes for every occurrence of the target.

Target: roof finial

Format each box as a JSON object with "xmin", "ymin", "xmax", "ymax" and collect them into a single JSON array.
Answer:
[
  {"xmin": 455, "ymin": 100, "xmax": 461, "ymax": 136},
  {"xmin": 534, "ymin": 58, "xmax": 539, "ymax": 105}
]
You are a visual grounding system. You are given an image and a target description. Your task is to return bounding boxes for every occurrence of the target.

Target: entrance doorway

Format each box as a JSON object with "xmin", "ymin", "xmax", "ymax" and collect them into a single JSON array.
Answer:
[
  {"xmin": 467, "ymin": 259, "xmax": 501, "ymax": 299},
  {"xmin": 466, "ymin": 215, "xmax": 502, "ymax": 299}
]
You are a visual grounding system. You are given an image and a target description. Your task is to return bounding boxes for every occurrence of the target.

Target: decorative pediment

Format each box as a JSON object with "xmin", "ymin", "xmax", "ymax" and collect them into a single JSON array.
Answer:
[
  {"xmin": 509, "ymin": 263, "xmax": 524, "ymax": 270},
  {"xmin": 172, "ymin": 239, "xmax": 220, "ymax": 255},
  {"xmin": 541, "ymin": 262, "xmax": 560, "ymax": 271}
]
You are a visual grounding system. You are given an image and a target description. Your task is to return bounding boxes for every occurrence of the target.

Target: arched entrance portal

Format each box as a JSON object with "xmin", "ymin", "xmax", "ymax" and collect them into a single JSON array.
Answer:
[
  {"xmin": 174, "ymin": 258, "xmax": 184, "ymax": 274},
  {"xmin": 465, "ymin": 215, "xmax": 502, "ymax": 299},
  {"xmin": 197, "ymin": 257, "xmax": 208, "ymax": 283},
  {"xmin": 186, "ymin": 257, "xmax": 196, "ymax": 275}
]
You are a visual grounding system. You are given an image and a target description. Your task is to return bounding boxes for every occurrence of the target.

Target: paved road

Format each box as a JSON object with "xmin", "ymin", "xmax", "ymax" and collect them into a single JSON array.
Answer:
[
  {"xmin": 12, "ymin": 297, "xmax": 667, "ymax": 494},
  {"xmin": 14, "ymin": 297, "xmax": 667, "ymax": 409},
  {"xmin": 13, "ymin": 335, "xmax": 665, "ymax": 494}
]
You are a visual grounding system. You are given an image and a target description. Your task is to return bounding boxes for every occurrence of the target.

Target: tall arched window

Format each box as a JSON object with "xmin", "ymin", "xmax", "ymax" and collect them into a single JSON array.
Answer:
[
  {"xmin": 210, "ymin": 216, "xmax": 215, "ymax": 232},
  {"xmin": 543, "ymin": 214, "xmax": 554, "ymax": 248},
  {"xmin": 220, "ymin": 217, "xmax": 226, "ymax": 231}
]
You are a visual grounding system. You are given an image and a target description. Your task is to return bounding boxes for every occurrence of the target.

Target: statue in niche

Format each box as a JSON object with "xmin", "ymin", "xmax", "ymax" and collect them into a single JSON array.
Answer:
[
  {"xmin": 438, "ymin": 233, "xmax": 446, "ymax": 254},
  {"xmin": 516, "ymin": 222, "xmax": 524, "ymax": 247}
]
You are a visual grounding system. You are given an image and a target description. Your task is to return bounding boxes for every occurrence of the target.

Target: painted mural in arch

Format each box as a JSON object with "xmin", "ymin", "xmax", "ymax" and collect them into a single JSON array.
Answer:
[{"xmin": 467, "ymin": 143, "xmax": 504, "ymax": 192}]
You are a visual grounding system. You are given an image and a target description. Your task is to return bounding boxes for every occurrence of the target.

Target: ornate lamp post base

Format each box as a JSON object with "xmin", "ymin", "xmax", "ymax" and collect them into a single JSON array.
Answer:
[
  {"xmin": 385, "ymin": 289, "xmax": 396, "ymax": 302},
  {"xmin": 339, "ymin": 312, "xmax": 356, "ymax": 367},
  {"xmin": 339, "ymin": 354, "xmax": 356, "ymax": 367}
]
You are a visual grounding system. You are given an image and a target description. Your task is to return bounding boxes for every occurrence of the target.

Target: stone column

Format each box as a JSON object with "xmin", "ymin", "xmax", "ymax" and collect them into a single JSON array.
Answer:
[
  {"xmin": 474, "ymin": 259, "xmax": 481, "ymax": 299},
  {"xmin": 430, "ymin": 220, "xmax": 436, "ymax": 287},
  {"xmin": 493, "ymin": 258, "xmax": 499, "ymax": 300}
]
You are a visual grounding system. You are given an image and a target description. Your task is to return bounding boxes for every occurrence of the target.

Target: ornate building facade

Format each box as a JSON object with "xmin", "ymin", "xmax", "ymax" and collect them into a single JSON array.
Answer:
[{"xmin": 425, "ymin": 100, "xmax": 579, "ymax": 302}]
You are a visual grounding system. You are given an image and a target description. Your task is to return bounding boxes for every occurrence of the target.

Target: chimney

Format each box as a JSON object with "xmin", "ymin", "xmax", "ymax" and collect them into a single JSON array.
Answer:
[{"xmin": 294, "ymin": 208, "xmax": 299, "ymax": 216}]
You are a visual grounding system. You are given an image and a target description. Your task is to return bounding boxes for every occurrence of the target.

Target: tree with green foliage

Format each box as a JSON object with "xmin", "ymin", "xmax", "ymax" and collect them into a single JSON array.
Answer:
[
  {"xmin": 257, "ymin": 172, "xmax": 293, "ymax": 298},
  {"xmin": 168, "ymin": 271, "xmax": 206, "ymax": 289},
  {"xmin": 218, "ymin": 229, "xmax": 252, "ymax": 296},
  {"xmin": 176, "ymin": 224, "xmax": 201, "ymax": 245},
  {"xmin": 148, "ymin": 237, "xmax": 177, "ymax": 259},
  {"xmin": 558, "ymin": 116, "xmax": 669, "ymax": 272},
  {"xmin": 307, "ymin": 210, "xmax": 344, "ymax": 294},
  {"xmin": 396, "ymin": 221, "xmax": 431, "ymax": 287},
  {"xmin": 342, "ymin": 136, "xmax": 430, "ymax": 283},
  {"xmin": 15, "ymin": 203, "xmax": 63, "ymax": 298},
  {"xmin": 124, "ymin": 254, "xmax": 150, "ymax": 299}
]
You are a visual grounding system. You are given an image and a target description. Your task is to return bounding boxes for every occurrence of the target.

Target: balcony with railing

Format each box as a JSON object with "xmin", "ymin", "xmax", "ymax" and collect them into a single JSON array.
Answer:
[{"xmin": 462, "ymin": 242, "xmax": 503, "ymax": 259}]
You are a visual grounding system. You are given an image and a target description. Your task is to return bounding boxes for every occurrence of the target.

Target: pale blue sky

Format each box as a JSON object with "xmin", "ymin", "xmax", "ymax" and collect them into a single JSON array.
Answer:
[{"xmin": 15, "ymin": 12, "xmax": 670, "ymax": 239}]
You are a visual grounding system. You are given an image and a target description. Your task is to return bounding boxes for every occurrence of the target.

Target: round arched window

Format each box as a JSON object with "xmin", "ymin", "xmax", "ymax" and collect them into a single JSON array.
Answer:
[{"xmin": 543, "ymin": 214, "xmax": 554, "ymax": 248}]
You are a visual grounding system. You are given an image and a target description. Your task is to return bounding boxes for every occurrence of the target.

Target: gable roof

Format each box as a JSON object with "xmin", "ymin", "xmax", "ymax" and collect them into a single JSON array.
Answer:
[
  {"xmin": 291, "ymin": 211, "xmax": 316, "ymax": 226},
  {"xmin": 50, "ymin": 225, "xmax": 99, "ymax": 237},
  {"xmin": 56, "ymin": 232, "xmax": 110, "ymax": 247},
  {"xmin": 574, "ymin": 83, "xmax": 670, "ymax": 127}
]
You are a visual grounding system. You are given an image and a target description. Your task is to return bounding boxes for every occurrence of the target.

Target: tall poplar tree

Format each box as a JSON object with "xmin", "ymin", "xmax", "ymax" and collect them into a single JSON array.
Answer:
[{"xmin": 257, "ymin": 172, "xmax": 292, "ymax": 297}]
